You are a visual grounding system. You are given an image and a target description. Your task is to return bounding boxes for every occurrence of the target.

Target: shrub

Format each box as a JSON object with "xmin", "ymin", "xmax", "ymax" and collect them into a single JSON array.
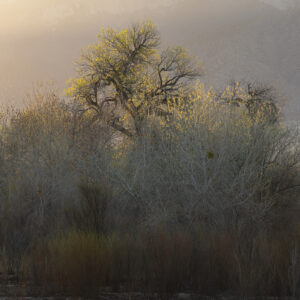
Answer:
[
  {"xmin": 64, "ymin": 179, "xmax": 111, "ymax": 235},
  {"xmin": 112, "ymin": 83, "xmax": 300, "ymax": 231},
  {"xmin": 0, "ymin": 83, "xmax": 113, "ymax": 270},
  {"xmin": 1, "ymin": 80, "xmax": 300, "ymax": 297}
]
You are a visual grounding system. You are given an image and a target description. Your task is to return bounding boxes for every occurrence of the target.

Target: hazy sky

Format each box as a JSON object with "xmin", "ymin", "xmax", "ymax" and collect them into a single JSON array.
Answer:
[
  {"xmin": 0, "ymin": 0, "xmax": 182, "ymax": 35},
  {"xmin": 0, "ymin": 0, "xmax": 299, "ymax": 119}
]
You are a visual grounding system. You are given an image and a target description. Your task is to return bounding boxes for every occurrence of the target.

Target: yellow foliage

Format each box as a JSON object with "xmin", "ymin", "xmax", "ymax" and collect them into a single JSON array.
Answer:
[{"xmin": 163, "ymin": 82, "xmax": 280, "ymax": 134}]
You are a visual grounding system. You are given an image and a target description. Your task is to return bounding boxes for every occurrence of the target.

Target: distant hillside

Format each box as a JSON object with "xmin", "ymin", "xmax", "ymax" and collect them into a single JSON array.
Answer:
[
  {"xmin": 157, "ymin": 0, "xmax": 300, "ymax": 118},
  {"xmin": 0, "ymin": 0, "xmax": 299, "ymax": 118}
]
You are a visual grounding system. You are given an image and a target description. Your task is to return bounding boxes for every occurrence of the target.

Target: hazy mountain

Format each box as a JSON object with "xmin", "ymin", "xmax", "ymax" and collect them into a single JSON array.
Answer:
[
  {"xmin": 171, "ymin": 0, "xmax": 300, "ymax": 117},
  {"xmin": 0, "ymin": 0, "xmax": 299, "ymax": 118}
]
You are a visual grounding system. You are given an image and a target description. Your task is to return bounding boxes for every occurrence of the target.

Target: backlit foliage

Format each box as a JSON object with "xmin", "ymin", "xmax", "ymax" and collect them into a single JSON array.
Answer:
[
  {"xmin": 66, "ymin": 20, "xmax": 202, "ymax": 138},
  {"xmin": 157, "ymin": 82, "xmax": 281, "ymax": 149}
]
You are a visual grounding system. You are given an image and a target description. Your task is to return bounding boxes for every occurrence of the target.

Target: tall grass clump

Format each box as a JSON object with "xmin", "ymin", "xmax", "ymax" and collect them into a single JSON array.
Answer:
[
  {"xmin": 64, "ymin": 179, "xmax": 111, "ymax": 234},
  {"xmin": 23, "ymin": 225, "xmax": 300, "ymax": 297}
]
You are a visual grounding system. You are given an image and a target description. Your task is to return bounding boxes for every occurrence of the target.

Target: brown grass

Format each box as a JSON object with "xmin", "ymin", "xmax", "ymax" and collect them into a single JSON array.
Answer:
[{"xmin": 20, "ymin": 224, "xmax": 300, "ymax": 297}]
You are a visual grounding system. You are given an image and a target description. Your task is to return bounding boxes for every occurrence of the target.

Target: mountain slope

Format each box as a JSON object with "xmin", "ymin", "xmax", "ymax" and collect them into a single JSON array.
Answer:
[{"xmin": 0, "ymin": 0, "xmax": 299, "ymax": 118}]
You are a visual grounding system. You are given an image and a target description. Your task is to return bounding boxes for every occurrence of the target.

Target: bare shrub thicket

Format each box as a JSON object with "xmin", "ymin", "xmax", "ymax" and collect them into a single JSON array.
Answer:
[
  {"xmin": 113, "ymin": 83, "xmax": 300, "ymax": 231},
  {"xmin": 0, "ymin": 83, "xmax": 113, "ymax": 269},
  {"xmin": 0, "ymin": 81, "xmax": 299, "ymax": 297}
]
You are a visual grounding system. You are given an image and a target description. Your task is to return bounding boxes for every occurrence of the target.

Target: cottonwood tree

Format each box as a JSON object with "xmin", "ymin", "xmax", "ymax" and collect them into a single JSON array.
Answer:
[{"xmin": 67, "ymin": 21, "xmax": 202, "ymax": 138}]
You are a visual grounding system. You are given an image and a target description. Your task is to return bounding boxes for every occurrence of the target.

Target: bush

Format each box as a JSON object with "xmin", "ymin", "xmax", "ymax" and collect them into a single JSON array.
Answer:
[
  {"xmin": 64, "ymin": 179, "xmax": 111, "ymax": 235},
  {"xmin": 0, "ymin": 83, "xmax": 113, "ymax": 270},
  {"xmin": 1, "ymin": 81, "xmax": 300, "ymax": 297}
]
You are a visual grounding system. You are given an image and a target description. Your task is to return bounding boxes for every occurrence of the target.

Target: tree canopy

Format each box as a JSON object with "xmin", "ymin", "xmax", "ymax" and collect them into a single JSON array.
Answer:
[{"xmin": 67, "ymin": 20, "xmax": 202, "ymax": 138}]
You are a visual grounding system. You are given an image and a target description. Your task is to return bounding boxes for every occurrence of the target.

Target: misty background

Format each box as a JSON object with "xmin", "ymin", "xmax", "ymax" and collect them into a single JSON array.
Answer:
[{"xmin": 0, "ymin": 0, "xmax": 299, "ymax": 119}]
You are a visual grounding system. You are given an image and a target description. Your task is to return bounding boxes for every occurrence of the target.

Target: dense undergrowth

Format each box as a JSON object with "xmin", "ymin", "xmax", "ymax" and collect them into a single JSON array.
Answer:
[{"xmin": 0, "ymin": 82, "xmax": 299, "ymax": 297}]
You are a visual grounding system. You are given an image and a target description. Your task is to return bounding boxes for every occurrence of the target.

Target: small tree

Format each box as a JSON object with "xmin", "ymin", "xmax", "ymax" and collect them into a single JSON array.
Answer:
[
  {"xmin": 218, "ymin": 81, "xmax": 281, "ymax": 124},
  {"xmin": 67, "ymin": 20, "xmax": 202, "ymax": 138}
]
